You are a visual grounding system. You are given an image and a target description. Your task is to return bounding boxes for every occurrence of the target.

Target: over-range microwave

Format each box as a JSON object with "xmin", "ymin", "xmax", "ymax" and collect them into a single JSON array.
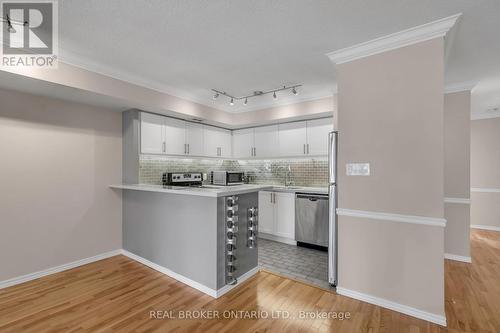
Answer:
[{"xmin": 212, "ymin": 171, "xmax": 245, "ymax": 186}]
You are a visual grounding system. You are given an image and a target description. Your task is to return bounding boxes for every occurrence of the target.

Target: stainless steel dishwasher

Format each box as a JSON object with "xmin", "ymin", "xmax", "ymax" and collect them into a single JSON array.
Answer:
[{"xmin": 295, "ymin": 193, "xmax": 329, "ymax": 248}]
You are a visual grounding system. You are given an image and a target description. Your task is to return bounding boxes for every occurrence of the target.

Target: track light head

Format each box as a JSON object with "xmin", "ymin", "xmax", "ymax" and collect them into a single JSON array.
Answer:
[
  {"xmin": 230, "ymin": 98, "xmax": 234, "ymax": 106},
  {"xmin": 292, "ymin": 87, "xmax": 298, "ymax": 95},
  {"xmin": 244, "ymin": 98, "xmax": 248, "ymax": 105},
  {"xmin": 213, "ymin": 92, "xmax": 219, "ymax": 99},
  {"xmin": 5, "ymin": 15, "xmax": 16, "ymax": 33},
  {"xmin": 273, "ymin": 91, "xmax": 277, "ymax": 99}
]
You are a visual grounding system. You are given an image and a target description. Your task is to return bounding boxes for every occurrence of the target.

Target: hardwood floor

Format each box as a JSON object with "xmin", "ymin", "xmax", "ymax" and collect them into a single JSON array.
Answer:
[{"xmin": 0, "ymin": 229, "xmax": 499, "ymax": 332}]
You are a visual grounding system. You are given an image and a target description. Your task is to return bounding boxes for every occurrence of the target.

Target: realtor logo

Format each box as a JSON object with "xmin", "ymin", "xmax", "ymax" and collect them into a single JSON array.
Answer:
[{"xmin": 1, "ymin": 0, "xmax": 58, "ymax": 67}]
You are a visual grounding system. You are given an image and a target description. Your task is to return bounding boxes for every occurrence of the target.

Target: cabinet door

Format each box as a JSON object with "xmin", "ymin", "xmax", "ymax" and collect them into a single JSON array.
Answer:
[
  {"xmin": 232, "ymin": 128, "xmax": 254, "ymax": 158},
  {"xmin": 278, "ymin": 121, "xmax": 307, "ymax": 157},
  {"xmin": 140, "ymin": 113, "xmax": 165, "ymax": 154},
  {"xmin": 185, "ymin": 122, "xmax": 204, "ymax": 156},
  {"xmin": 254, "ymin": 125, "xmax": 279, "ymax": 158},
  {"xmin": 204, "ymin": 126, "xmax": 232, "ymax": 158},
  {"xmin": 164, "ymin": 117, "xmax": 186, "ymax": 155},
  {"xmin": 274, "ymin": 192, "xmax": 295, "ymax": 240},
  {"xmin": 219, "ymin": 129, "xmax": 232, "ymax": 158},
  {"xmin": 258, "ymin": 191, "xmax": 274, "ymax": 235},
  {"xmin": 306, "ymin": 118, "xmax": 333, "ymax": 156}
]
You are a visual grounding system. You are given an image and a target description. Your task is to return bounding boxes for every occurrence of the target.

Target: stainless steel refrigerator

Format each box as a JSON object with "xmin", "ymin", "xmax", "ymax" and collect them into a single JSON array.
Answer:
[{"xmin": 328, "ymin": 131, "xmax": 338, "ymax": 286}]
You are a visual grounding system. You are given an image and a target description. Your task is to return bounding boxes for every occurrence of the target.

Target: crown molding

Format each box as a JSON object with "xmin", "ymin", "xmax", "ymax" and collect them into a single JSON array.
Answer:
[
  {"xmin": 327, "ymin": 14, "xmax": 462, "ymax": 65},
  {"xmin": 471, "ymin": 110, "xmax": 500, "ymax": 120},
  {"xmin": 444, "ymin": 81, "xmax": 477, "ymax": 94}
]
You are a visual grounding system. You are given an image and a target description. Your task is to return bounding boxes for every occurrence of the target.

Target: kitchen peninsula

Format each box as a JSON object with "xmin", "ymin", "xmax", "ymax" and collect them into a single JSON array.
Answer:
[{"xmin": 111, "ymin": 183, "xmax": 271, "ymax": 297}]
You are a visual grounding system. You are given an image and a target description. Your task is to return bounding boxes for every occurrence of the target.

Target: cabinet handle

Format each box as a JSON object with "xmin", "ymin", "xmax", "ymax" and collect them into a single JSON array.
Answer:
[
  {"xmin": 253, "ymin": 147, "xmax": 256, "ymax": 157},
  {"xmin": 187, "ymin": 144, "xmax": 190, "ymax": 154},
  {"xmin": 184, "ymin": 144, "xmax": 187, "ymax": 154},
  {"xmin": 303, "ymin": 144, "xmax": 306, "ymax": 154},
  {"xmin": 307, "ymin": 144, "xmax": 309, "ymax": 154},
  {"xmin": 162, "ymin": 142, "xmax": 166, "ymax": 153}
]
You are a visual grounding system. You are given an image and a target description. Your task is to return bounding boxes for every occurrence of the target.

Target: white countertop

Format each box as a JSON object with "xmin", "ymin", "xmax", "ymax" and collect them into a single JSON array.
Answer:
[
  {"xmin": 110, "ymin": 184, "xmax": 328, "ymax": 197},
  {"xmin": 109, "ymin": 184, "xmax": 274, "ymax": 197}
]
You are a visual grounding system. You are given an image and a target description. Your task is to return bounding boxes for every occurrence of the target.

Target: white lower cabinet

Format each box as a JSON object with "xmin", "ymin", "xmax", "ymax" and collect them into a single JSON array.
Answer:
[
  {"xmin": 258, "ymin": 191, "xmax": 274, "ymax": 234},
  {"xmin": 258, "ymin": 191, "xmax": 295, "ymax": 243}
]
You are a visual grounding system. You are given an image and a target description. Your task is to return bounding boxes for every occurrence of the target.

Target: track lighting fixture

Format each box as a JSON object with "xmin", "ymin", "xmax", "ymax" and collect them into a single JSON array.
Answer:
[
  {"xmin": 1, "ymin": 14, "xmax": 28, "ymax": 34},
  {"xmin": 211, "ymin": 84, "xmax": 301, "ymax": 106}
]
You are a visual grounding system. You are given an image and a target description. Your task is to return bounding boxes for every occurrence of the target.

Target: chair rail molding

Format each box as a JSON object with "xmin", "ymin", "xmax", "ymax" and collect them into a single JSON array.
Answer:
[
  {"xmin": 327, "ymin": 14, "xmax": 461, "ymax": 65},
  {"xmin": 471, "ymin": 187, "xmax": 500, "ymax": 193},
  {"xmin": 336, "ymin": 208, "xmax": 446, "ymax": 227},
  {"xmin": 444, "ymin": 197, "xmax": 471, "ymax": 204}
]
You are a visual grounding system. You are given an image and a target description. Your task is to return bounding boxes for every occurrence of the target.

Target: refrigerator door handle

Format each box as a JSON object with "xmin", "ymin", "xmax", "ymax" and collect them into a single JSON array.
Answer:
[
  {"xmin": 328, "ymin": 131, "xmax": 337, "ymax": 184},
  {"xmin": 328, "ymin": 184, "xmax": 337, "ymax": 286}
]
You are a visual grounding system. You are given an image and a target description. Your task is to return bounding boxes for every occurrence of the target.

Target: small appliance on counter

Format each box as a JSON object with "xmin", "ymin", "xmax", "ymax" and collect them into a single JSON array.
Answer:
[
  {"xmin": 162, "ymin": 172, "xmax": 202, "ymax": 187},
  {"xmin": 211, "ymin": 171, "xmax": 245, "ymax": 186}
]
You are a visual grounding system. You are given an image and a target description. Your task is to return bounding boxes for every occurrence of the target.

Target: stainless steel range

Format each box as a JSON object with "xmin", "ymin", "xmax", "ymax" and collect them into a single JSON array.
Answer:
[{"xmin": 162, "ymin": 172, "xmax": 203, "ymax": 186}]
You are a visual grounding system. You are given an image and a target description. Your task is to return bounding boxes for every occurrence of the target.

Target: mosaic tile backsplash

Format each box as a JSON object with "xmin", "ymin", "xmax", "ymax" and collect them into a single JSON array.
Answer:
[{"xmin": 139, "ymin": 155, "xmax": 329, "ymax": 187}]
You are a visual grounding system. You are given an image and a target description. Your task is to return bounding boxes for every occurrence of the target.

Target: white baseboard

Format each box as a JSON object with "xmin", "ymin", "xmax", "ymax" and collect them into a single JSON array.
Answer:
[
  {"xmin": 215, "ymin": 267, "xmax": 259, "ymax": 298},
  {"xmin": 444, "ymin": 253, "xmax": 472, "ymax": 263},
  {"xmin": 0, "ymin": 249, "xmax": 122, "ymax": 290},
  {"xmin": 336, "ymin": 287, "xmax": 447, "ymax": 327},
  {"xmin": 258, "ymin": 233, "xmax": 297, "ymax": 246},
  {"xmin": 471, "ymin": 224, "xmax": 500, "ymax": 232},
  {"xmin": 120, "ymin": 249, "xmax": 218, "ymax": 297},
  {"xmin": 121, "ymin": 249, "xmax": 259, "ymax": 299}
]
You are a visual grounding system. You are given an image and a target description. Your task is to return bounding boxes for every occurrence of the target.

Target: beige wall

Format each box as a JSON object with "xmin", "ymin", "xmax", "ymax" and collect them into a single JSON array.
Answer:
[
  {"xmin": 335, "ymin": 38, "xmax": 445, "ymax": 319},
  {"xmin": 443, "ymin": 91, "xmax": 471, "ymax": 258},
  {"xmin": 0, "ymin": 88, "xmax": 122, "ymax": 281},
  {"xmin": 337, "ymin": 39, "xmax": 444, "ymax": 218},
  {"xmin": 232, "ymin": 96, "xmax": 335, "ymax": 127},
  {"xmin": 471, "ymin": 118, "xmax": 500, "ymax": 230},
  {"xmin": 1, "ymin": 63, "xmax": 335, "ymax": 128},
  {"xmin": 339, "ymin": 217, "xmax": 445, "ymax": 316}
]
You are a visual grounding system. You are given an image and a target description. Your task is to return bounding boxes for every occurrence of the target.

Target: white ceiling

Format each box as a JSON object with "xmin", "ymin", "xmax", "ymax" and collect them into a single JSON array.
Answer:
[{"xmin": 54, "ymin": 1, "xmax": 500, "ymax": 114}]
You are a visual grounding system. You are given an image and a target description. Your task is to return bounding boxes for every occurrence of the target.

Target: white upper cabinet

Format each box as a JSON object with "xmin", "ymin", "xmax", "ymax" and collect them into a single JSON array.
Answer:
[
  {"xmin": 140, "ymin": 113, "xmax": 165, "ymax": 154},
  {"xmin": 140, "ymin": 111, "xmax": 332, "ymax": 159},
  {"xmin": 204, "ymin": 126, "xmax": 232, "ymax": 158},
  {"xmin": 278, "ymin": 121, "xmax": 308, "ymax": 157},
  {"xmin": 306, "ymin": 118, "xmax": 333, "ymax": 156},
  {"xmin": 254, "ymin": 125, "xmax": 279, "ymax": 158},
  {"xmin": 232, "ymin": 128, "xmax": 255, "ymax": 158},
  {"xmin": 185, "ymin": 122, "xmax": 204, "ymax": 156},
  {"xmin": 164, "ymin": 117, "xmax": 186, "ymax": 155}
]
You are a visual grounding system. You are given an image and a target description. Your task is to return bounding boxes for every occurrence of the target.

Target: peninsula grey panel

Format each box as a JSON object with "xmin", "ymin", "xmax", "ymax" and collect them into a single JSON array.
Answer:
[
  {"xmin": 123, "ymin": 190, "xmax": 218, "ymax": 289},
  {"xmin": 122, "ymin": 110, "xmax": 140, "ymax": 184}
]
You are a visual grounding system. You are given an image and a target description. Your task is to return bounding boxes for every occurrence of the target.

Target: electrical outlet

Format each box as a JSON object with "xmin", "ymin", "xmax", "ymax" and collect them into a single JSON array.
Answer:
[{"xmin": 346, "ymin": 163, "xmax": 370, "ymax": 176}]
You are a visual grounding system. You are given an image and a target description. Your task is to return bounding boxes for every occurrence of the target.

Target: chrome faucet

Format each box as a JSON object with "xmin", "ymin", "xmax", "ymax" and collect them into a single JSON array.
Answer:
[{"xmin": 284, "ymin": 165, "xmax": 294, "ymax": 187}]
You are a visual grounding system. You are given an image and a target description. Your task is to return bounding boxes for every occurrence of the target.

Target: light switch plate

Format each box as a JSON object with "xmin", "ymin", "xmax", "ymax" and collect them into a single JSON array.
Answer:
[{"xmin": 346, "ymin": 163, "xmax": 370, "ymax": 176}]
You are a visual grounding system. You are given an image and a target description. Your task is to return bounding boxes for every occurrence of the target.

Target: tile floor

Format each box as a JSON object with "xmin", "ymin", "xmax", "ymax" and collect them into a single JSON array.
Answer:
[{"xmin": 258, "ymin": 238, "xmax": 332, "ymax": 290}]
